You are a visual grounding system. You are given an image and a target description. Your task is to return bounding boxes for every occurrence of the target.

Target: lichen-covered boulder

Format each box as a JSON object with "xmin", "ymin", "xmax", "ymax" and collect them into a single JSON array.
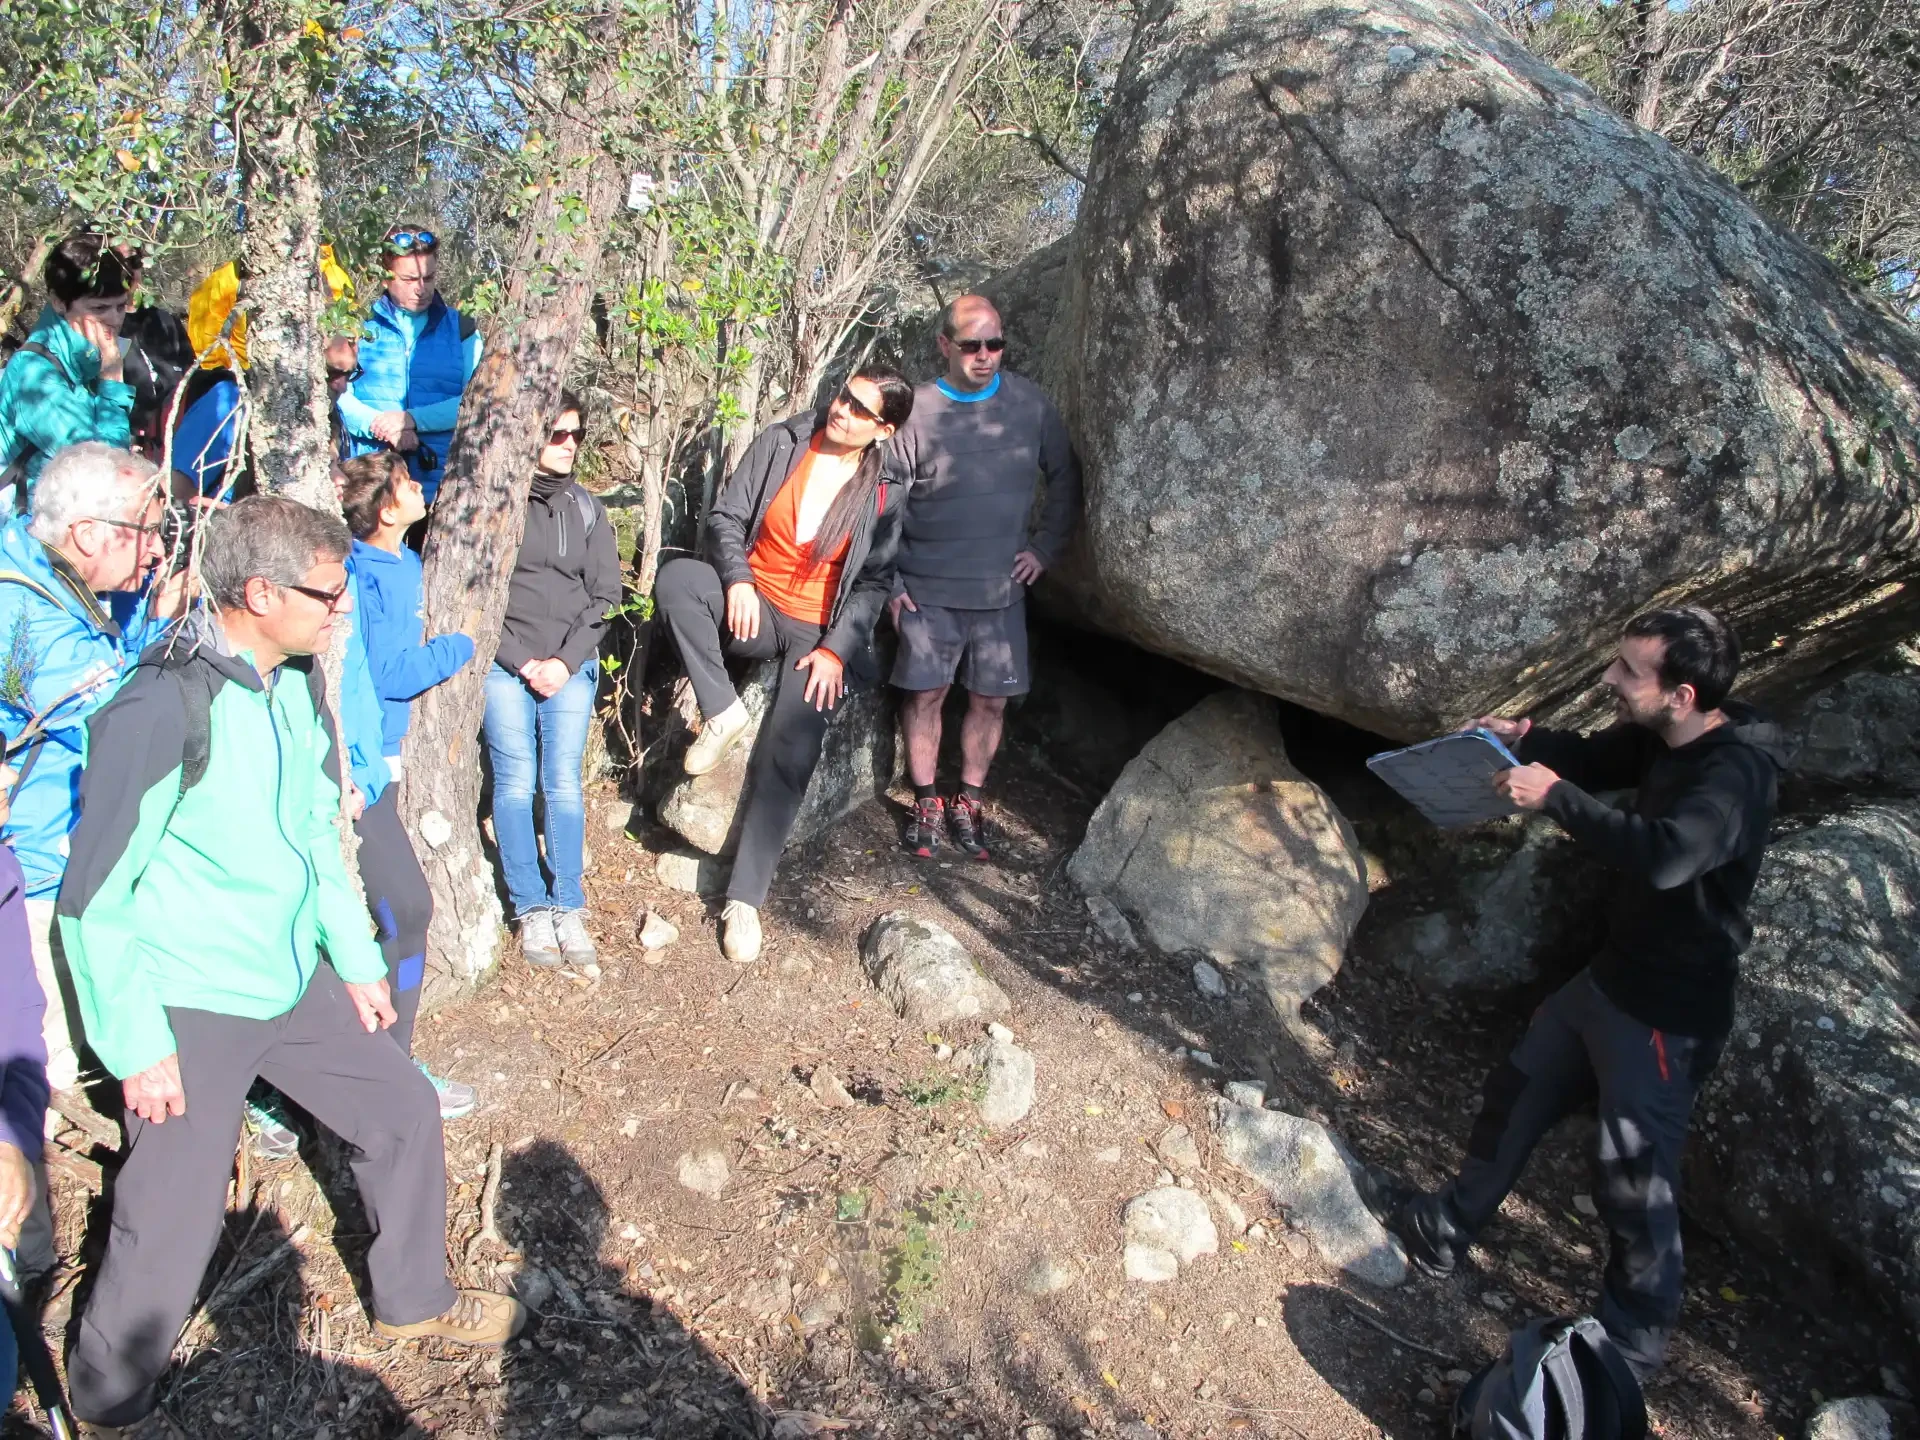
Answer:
[
  {"xmin": 1688, "ymin": 804, "xmax": 1920, "ymax": 1334},
  {"xmin": 1067, "ymin": 689, "xmax": 1368, "ymax": 1024},
  {"xmin": 1792, "ymin": 665, "xmax": 1920, "ymax": 796},
  {"xmin": 1041, "ymin": 0, "xmax": 1920, "ymax": 739}
]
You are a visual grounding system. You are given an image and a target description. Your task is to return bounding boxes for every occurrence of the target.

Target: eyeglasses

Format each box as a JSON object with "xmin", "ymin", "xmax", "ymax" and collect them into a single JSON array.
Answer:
[
  {"xmin": 548, "ymin": 426, "xmax": 584, "ymax": 445},
  {"xmin": 383, "ymin": 229, "xmax": 437, "ymax": 256},
  {"xmin": 952, "ymin": 336, "xmax": 1006, "ymax": 355},
  {"xmin": 89, "ymin": 516, "xmax": 163, "ymax": 537},
  {"xmin": 327, "ymin": 364, "xmax": 363, "ymax": 384},
  {"xmin": 835, "ymin": 386, "xmax": 879, "ymax": 424},
  {"xmin": 284, "ymin": 580, "xmax": 351, "ymax": 611}
]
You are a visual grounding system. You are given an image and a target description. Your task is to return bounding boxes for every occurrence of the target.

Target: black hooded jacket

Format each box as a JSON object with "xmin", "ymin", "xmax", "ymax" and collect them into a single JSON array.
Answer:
[{"xmin": 1520, "ymin": 700, "xmax": 1790, "ymax": 1041}]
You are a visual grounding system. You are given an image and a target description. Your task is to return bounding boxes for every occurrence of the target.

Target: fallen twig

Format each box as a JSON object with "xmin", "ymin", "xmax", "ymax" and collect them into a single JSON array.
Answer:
[
  {"xmin": 463, "ymin": 1142, "xmax": 505, "ymax": 1268},
  {"xmin": 202, "ymin": 1224, "xmax": 310, "ymax": 1317},
  {"xmin": 1338, "ymin": 1291, "xmax": 1462, "ymax": 1364},
  {"xmin": 48, "ymin": 1089, "xmax": 122, "ymax": 1151}
]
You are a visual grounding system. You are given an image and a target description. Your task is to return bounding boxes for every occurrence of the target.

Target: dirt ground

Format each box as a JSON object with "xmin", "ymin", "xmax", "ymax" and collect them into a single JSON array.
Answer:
[{"xmin": 12, "ymin": 725, "xmax": 1917, "ymax": 1439}]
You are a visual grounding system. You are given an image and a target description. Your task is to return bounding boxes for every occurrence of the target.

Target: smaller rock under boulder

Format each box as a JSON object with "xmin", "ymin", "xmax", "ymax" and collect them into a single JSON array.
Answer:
[
  {"xmin": 1215, "ymin": 1096, "xmax": 1406, "ymax": 1287},
  {"xmin": 1123, "ymin": 1186, "xmax": 1218, "ymax": 1266},
  {"xmin": 972, "ymin": 1029, "xmax": 1037, "ymax": 1129},
  {"xmin": 1807, "ymin": 1397, "xmax": 1893, "ymax": 1440},
  {"xmin": 860, "ymin": 912, "xmax": 1012, "ymax": 1027},
  {"xmin": 1793, "ymin": 668, "xmax": 1920, "ymax": 795},
  {"xmin": 1069, "ymin": 690, "xmax": 1368, "ymax": 1025},
  {"xmin": 655, "ymin": 849, "xmax": 724, "ymax": 895}
]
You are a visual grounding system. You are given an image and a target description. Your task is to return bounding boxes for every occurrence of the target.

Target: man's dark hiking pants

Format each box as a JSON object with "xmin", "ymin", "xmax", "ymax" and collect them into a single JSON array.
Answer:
[
  {"xmin": 69, "ymin": 965, "xmax": 455, "ymax": 1427},
  {"xmin": 1435, "ymin": 968, "xmax": 1718, "ymax": 1379}
]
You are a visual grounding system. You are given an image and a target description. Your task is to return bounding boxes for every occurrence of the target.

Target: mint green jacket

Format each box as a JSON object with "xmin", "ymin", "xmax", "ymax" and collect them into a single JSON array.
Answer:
[{"xmin": 56, "ymin": 619, "xmax": 385, "ymax": 1077}]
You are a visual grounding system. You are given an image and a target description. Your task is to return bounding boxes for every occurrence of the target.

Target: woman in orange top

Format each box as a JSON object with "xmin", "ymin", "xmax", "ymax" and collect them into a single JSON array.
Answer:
[{"xmin": 655, "ymin": 366, "xmax": 915, "ymax": 962}]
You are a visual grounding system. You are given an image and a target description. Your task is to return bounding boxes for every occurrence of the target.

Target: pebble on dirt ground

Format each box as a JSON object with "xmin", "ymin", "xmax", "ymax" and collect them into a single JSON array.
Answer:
[
  {"xmin": 1807, "ymin": 1397, "xmax": 1893, "ymax": 1440},
  {"xmin": 972, "ymin": 1024, "xmax": 1037, "ymax": 1128},
  {"xmin": 637, "ymin": 907, "xmax": 680, "ymax": 950},
  {"xmin": 1084, "ymin": 893, "xmax": 1139, "ymax": 950},
  {"xmin": 1123, "ymin": 1186, "xmax": 1218, "ymax": 1267},
  {"xmin": 676, "ymin": 1141, "xmax": 731, "ymax": 1197}
]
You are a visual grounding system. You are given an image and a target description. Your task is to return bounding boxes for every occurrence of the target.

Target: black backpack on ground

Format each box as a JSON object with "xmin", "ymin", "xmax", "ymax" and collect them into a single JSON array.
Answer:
[{"xmin": 1453, "ymin": 1316, "xmax": 1647, "ymax": 1440}]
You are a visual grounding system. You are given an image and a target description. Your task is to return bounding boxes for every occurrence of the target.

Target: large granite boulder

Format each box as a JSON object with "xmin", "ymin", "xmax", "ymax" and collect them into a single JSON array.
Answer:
[
  {"xmin": 1031, "ymin": 0, "xmax": 1920, "ymax": 740},
  {"xmin": 1792, "ymin": 664, "xmax": 1920, "ymax": 796},
  {"xmin": 1067, "ymin": 689, "xmax": 1368, "ymax": 1024},
  {"xmin": 1689, "ymin": 804, "xmax": 1920, "ymax": 1334},
  {"xmin": 655, "ymin": 659, "xmax": 899, "ymax": 856}
]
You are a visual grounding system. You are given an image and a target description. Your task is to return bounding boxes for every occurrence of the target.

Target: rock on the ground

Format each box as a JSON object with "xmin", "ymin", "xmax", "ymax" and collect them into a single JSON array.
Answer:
[
  {"xmin": 1085, "ymin": 893, "xmax": 1139, "ymax": 950},
  {"xmin": 972, "ymin": 1032, "xmax": 1037, "ymax": 1129},
  {"xmin": 1123, "ymin": 1186, "xmax": 1218, "ymax": 1265},
  {"xmin": 1793, "ymin": 668, "xmax": 1920, "ymax": 795},
  {"xmin": 1029, "ymin": 0, "xmax": 1920, "ymax": 739},
  {"xmin": 860, "ymin": 912, "xmax": 1012, "ymax": 1027},
  {"xmin": 637, "ymin": 908, "xmax": 680, "ymax": 951},
  {"xmin": 1069, "ymin": 690, "xmax": 1368, "ymax": 1024},
  {"xmin": 1807, "ymin": 1398, "xmax": 1893, "ymax": 1440},
  {"xmin": 810, "ymin": 1067, "xmax": 856, "ymax": 1109},
  {"xmin": 1690, "ymin": 803, "xmax": 1920, "ymax": 1334},
  {"xmin": 1123, "ymin": 1243, "xmax": 1180, "ymax": 1284},
  {"xmin": 1192, "ymin": 960, "xmax": 1227, "ymax": 999},
  {"xmin": 676, "ymin": 1142, "xmax": 731, "ymax": 1198},
  {"xmin": 1155, "ymin": 1123, "xmax": 1202, "ymax": 1173},
  {"xmin": 582, "ymin": 1403, "xmax": 654, "ymax": 1436},
  {"xmin": 654, "ymin": 653, "xmax": 899, "ymax": 854},
  {"xmin": 654, "ymin": 849, "xmax": 724, "ymax": 895},
  {"xmin": 1224, "ymin": 1080, "xmax": 1267, "ymax": 1110},
  {"xmin": 1215, "ymin": 1096, "xmax": 1406, "ymax": 1286},
  {"xmin": 1023, "ymin": 1256, "xmax": 1077, "ymax": 1295}
]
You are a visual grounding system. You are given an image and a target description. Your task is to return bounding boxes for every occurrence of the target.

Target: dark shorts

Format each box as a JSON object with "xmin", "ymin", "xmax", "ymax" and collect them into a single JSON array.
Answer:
[{"xmin": 891, "ymin": 596, "xmax": 1030, "ymax": 696}]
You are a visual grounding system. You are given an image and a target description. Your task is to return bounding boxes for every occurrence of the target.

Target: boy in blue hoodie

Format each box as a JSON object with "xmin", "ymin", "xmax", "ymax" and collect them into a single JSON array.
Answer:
[{"xmin": 339, "ymin": 455, "xmax": 476, "ymax": 1114}]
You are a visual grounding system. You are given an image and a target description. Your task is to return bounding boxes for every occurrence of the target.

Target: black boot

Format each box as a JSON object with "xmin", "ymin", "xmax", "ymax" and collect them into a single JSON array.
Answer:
[{"xmin": 1360, "ymin": 1166, "xmax": 1465, "ymax": 1277}]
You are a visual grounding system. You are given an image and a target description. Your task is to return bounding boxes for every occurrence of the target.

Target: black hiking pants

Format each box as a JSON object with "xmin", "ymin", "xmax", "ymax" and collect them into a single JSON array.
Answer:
[
  {"xmin": 656, "ymin": 557, "xmax": 833, "ymax": 908},
  {"xmin": 1436, "ymin": 968, "xmax": 1720, "ymax": 1379}
]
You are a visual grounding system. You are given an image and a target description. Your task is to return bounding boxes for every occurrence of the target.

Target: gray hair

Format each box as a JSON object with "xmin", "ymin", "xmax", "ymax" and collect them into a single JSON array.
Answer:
[
  {"xmin": 29, "ymin": 443, "xmax": 160, "ymax": 545},
  {"xmin": 200, "ymin": 495, "xmax": 351, "ymax": 610}
]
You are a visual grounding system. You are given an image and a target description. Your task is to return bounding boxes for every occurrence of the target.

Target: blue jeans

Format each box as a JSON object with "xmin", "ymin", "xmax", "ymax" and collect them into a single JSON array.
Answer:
[{"xmin": 483, "ymin": 660, "xmax": 595, "ymax": 917}]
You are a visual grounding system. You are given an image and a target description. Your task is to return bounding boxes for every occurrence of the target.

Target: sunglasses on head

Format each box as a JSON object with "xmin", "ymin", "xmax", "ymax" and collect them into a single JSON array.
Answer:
[
  {"xmin": 952, "ymin": 336, "xmax": 1005, "ymax": 355},
  {"xmin": 836, "ymin": 386, "xmax": 880, "ymax": 424},
  {"xmin": 383, "ymin": 229, "xmax": 438, "ymax": 256}
]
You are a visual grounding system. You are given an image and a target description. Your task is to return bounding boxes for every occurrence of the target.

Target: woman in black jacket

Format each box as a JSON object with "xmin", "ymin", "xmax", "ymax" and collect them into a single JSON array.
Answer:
[{"xmin": 655, "ymin": 366, "xmax": 914, "ymax": 962}]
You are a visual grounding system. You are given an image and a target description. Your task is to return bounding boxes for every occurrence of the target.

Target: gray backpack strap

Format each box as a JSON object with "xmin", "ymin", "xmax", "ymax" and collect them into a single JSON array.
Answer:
[{"xmin": 574, "ymin": 487, "xmax": 598, "ymax": 538}]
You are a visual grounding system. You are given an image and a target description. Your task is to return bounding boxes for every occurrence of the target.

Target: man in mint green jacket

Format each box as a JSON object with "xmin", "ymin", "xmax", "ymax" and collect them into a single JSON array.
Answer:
[{"xmin": 57, "ymin": 495, "xmax": 521, "ymax": 1433}]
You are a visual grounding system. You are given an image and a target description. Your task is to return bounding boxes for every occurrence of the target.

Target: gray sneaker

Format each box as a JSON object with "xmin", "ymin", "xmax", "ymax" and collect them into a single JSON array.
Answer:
[
  {"xmin": 417, "ymin": 1059, "xmax": 478, "ymax": 1120},
  {"xmin": 519, "ymin": 908, "xmax": 562, "ymax": 968},
  {"xmin": 245, "ymin": 1096, "xmax": 301, "ymax": 1160},
  {"xmin": 555, "ymin": 908, "xmax": 597, "ymax": 966}
]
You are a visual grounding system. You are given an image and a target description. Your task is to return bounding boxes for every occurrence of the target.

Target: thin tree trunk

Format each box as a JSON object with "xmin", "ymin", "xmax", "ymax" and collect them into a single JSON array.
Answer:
[
  {"xmin": 404, "ymin": 64, "xmax": 632, "ymax": 1001},
  {"xmin": 0, "ymin": 235, "xmax": 55, "ymax": 339}
]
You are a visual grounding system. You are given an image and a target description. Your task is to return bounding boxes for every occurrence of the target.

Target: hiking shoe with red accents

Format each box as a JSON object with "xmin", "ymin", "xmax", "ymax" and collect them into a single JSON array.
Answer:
[
  {"xmin": 947, "ymin": 794, "xmax": 990, "ymax": 860},
  {"xmin": 904, "ymin": 796, "xmax": 945, "ymax": 858}
]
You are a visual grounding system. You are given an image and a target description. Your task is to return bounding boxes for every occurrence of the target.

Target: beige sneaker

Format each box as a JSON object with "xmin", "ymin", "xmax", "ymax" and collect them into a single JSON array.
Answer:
[
  {"xmin": 375, "ymin": 1289, "xmax": 527, "ymax": 1346},
  {"xmin": 684, "ymin": 699, "xmax": 751, "ymax": 775},
  {"xmin": 721, "ymin": 900, "xmax": 762, "ymax": 963}
]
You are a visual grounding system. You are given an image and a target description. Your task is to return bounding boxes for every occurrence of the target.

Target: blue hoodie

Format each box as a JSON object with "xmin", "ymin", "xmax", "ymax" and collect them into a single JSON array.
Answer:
[
  {"xmin": 341, "ymin": 572, "xmax": 390, "ymax": 805},
  {"xmin": 0, "ymin": 515, "xmax": 173, "ymax": 897},
  {"xmin": 347, "ymin": 539, "xmax": 474, "ymax": 755}
]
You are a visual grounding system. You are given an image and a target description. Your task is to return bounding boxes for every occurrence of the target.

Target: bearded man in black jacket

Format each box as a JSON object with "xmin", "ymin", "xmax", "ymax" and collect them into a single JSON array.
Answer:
[{"xmin": 1368, "ymin": 605, "xmax": 1789, "ymax": 1381}]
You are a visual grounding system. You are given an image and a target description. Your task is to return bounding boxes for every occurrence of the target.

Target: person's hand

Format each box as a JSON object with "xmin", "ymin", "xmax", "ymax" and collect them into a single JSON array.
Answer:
[
  {"xmin": 344, "ymin": 979, "xmax": 397, "ymax": 1033},
  {"xmin": 149, "ymin": 565, "xmax": 193, "ymax": 620},
  {"xmin": 520, "ymin": 658, "xmax": 569, "ymax": 698},
  {"xmin": 1011, "ymin": 550, "xmax": 1046, "ymax": 585},
  {"xmin": 887, "ymin": 590, "xmax": 917, "ymax": 627},
  {"xmin": 370, "ymin": 410, "xmax": 411, "ymax": 447},
  {"xmin": 71, "ymin": 314, "xmax": 124, "ymax": 382},
  {"xmin": 1460, "ymin": 715, "xmax": 1532, "ymax": 744},
  {"xmin": 796, "ymin": 648, "xmax": 844, "ymax": 712},
  {"xmin": 395, "ymin": 416, "xmax": 420, "ymax": 453},
  {"xmin": 726, "ymin": 583, "xmax": 762, "ymax": 642},
  {"xmin": 124, "ymin": 1054, "xmax": 186, "ymax": 1125},
  {"xmin": 1494, "ymin": 763, "xmax": 1561, "ymax": 811},
  {"xmin": 344, "ymin": 780, "xmax": 366, "ymax": 822},
  {"xmin": 0, "ymin": 1141, "xmax": 32, "ymax": 1249}
]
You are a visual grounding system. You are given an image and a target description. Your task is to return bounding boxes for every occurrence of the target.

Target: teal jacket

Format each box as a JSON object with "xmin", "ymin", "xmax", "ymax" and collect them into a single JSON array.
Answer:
[
  {"xmin": 56, "ymin": 616, "xmax": 386, "ymax": 1078},
  {"xmin": 0, "ymin": 306, "xmax": 136, "ymax": 489}
]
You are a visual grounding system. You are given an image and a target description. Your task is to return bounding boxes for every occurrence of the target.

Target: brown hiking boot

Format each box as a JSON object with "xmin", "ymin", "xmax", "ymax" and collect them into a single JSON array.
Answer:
[{"xmin": 375, "ymin": 1289, "xmax": 527, "ymax": 1346}]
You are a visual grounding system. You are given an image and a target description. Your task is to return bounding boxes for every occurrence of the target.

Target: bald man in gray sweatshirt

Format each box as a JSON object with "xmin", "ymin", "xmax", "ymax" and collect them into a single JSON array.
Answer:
[{"xmin": 888, "ymin": 294, "xmax": 1081, "ymax": 861}]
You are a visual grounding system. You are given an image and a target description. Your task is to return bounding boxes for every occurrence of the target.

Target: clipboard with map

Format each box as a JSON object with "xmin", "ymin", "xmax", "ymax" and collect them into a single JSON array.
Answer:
[{"xmin": 1366, "ymin": 728, "xmax": 1524, "ymax": 828}]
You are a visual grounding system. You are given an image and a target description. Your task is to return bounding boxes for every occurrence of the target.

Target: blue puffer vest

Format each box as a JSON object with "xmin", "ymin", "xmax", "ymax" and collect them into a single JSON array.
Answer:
[{"xmin": 347, "ymin": 293, "xmax": 469, "ymax": 498}]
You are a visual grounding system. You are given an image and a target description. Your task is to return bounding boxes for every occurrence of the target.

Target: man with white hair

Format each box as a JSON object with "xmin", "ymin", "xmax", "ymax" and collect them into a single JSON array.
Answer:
[{"xmin": 0, "ymin": 441, "xmax": 183, "ymax": 1277}]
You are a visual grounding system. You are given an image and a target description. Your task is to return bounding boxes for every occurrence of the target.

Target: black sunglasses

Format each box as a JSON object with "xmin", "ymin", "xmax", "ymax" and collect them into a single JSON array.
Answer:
[
  {"xmin": 327, "ymin": 364, "xmax": 363, "ymax": 383},
  {"xmin": 953, "ymin": 336, "xmax": 1006, "ymax": 355},
  {"xmin": 548, "ymin": 425, "xmax": 585, "ymax": 444},
  {"xmin": 383, "ymin": 229, "xmax": 438, "ymax": 256},
  {"xmin": 836, "ymin": 386, "xmax": 880, "ymax": 424},
  {"xmin": 285, "ymin": 580, "xmax": 350, "ymax": 610}
]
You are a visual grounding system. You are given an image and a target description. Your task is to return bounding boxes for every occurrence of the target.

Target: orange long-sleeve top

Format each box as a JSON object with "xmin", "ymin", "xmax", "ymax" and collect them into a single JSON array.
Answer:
[{"xmin": 747, "ymin": 442, "xmax": 852, "ymax": 632}]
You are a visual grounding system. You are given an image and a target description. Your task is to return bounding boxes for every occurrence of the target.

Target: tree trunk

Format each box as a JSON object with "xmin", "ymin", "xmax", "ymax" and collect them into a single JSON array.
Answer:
[
  {"xmin": 403, "ymin": 65, "xmax": 632, "ymax": 1003},
  {"xmin": 0, "ymin": 235, "xmax": 56, "ymax": 340}
]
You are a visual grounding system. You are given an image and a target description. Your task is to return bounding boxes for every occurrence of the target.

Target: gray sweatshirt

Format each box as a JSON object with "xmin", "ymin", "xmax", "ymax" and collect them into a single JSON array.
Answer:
[{"xmin": 889, "ymin": 371, "xmax": 1082, "ymax": 610}]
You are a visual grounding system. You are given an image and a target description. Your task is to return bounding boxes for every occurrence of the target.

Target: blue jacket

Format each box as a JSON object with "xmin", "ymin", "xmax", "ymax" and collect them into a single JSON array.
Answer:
[
  {"xmin": 170, "ymin": 378, "xmax": 243, "ymax": 497},
  {"xmin": 341, "ymin": 572, "xmax": 390, "ymax": 805},
  {"xmin": 338, "ymin": 295, "xmax": 480, "ymax": 501},
  {"xmin": 348, "ymin": 539, "xmax": 474, "ymax": 756},
  {"xmin": 0, "ymin": 305, "xmax": 136, "ymax": 496},
  {"xmin": 0, "ymin": 516, "xmax": 173, "ymax": 897}
]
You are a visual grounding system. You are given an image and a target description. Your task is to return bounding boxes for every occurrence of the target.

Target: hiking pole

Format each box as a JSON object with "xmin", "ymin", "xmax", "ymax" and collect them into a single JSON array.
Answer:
[{"xmin": 0, "ymin": 1246, "xmax": 75, "ymax": 1440}]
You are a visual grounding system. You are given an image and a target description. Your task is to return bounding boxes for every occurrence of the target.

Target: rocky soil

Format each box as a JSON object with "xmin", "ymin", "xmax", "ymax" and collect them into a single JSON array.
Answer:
[{"xmin": 16, "ymin": 728, "xmax": 1918, "ymax": 1439}]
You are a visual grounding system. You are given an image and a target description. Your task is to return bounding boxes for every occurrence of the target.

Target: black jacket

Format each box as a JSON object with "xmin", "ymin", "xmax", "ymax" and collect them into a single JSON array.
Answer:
[
  {"xmin": 496, "ymin": 476, "xmax": 622, "ymax": 676},
  {"xmin": 706, "ymin": 409, "xmax": 905, "ymax": 680},
  {"xmin": 1522, "ymin": 700, "xmax": 1790, "ymax": 1041}
]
